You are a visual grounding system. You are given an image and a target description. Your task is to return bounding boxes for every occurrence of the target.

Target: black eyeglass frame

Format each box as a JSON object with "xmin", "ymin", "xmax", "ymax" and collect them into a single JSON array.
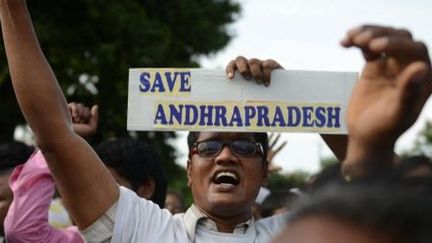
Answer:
[{"xmin": 190, "ymin": 140, "xmax": 264, "ymax": 158}]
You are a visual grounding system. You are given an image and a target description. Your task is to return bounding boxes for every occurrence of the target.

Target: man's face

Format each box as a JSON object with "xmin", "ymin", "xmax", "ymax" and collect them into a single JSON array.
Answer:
[{"xmin": 187, "ymin": 132, "xmax": 267, "ymax": 217}]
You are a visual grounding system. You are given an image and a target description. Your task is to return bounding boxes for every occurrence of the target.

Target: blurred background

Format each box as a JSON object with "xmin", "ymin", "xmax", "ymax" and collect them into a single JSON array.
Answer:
[{"xmin": 4, "ymin": 0, "xmax": 432, "ymax": 203}]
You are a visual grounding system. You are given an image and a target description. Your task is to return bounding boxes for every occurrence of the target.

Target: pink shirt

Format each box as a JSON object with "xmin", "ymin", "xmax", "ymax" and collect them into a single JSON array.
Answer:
[{"xmin": 4, "ymin": 150, "xmax": 83, "ymax": 243}]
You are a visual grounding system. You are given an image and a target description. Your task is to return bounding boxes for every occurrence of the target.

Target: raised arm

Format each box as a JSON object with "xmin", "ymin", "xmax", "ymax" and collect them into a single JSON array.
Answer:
[
  {"xmin": 341, "ymin": 25, "xmax": 432, "ymax": 179},
  {"xmin": 320, "ymin": 134, "xmax": 347, "ymax": 161},
  {"xmin": 0, "ymin": 0, "xmax": 118, "ymax": 228}
]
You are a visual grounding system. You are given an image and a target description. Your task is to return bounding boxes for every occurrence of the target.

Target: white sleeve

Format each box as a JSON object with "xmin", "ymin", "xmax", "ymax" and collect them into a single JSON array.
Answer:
[
  {"xmin": 255, "ymin": 212, "xmax": 288, "ymax": 237},
  {"xmin": 80, "ymin": 200, "xmax": 118, "ymax": 242},
  {"xmin": 111, "ymin": 186, "xmax": 179, "ymax": 243}
]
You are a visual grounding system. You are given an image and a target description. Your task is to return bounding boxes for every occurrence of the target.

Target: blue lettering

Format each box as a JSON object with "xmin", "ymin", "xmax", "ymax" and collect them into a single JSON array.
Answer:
[
  {"xmin": 302, "ymin": 106, "xmax": 314, "ymax": 127},
  {"xmin": 314, "ymin": 107, "xmax": 326, "ymax": 127},
  {"xmin": 179, "ymin": 72, "xmax": 191, "ymax": 92},
  {"xmin": 164, "ymin": 72, "xmax": 179, "ymax": 92},
  {"xmin": 228, "ymin": 106, "xmax": 243, "ymax": 127},
  {"xmin": 244, "ymin": 106, "xmax": 256, "ymax": 126},
  {"xmin": 139, "ymin": 72, "xmax": 151, "ymax": 92},
  {"xmin": 271, "ymin": 106, "xmax": 286, "ymax": 127},
  {"xmin": 214, "ymin": 106, "xmax": 227, "ymax": 126},
  {"xmin": 327, "ymin": 107, "xmax": 340, "ymax": 128},
  {"xmin": 287, "ymin": 106, "xmax": 301, "ymax": 127},
  {"xmin": 184, "ymin": 105, "xmax": 198, "ymax": 125},
  {"xmin": 168, "ymin": 104, "xmax": 183, "ymax": 125},
  {"xmin": 153, "ymin": 104, "xmax": 167, "ymax": 125},
  {"xmin": 256, "ymin": 106, "xmax": 270, "ymax": 127},
  {"xmin": 151, "ymin": 72, "xmax": 165, "ymax": 92},
  {"xmin": 199, "ymin": 105, "xmax": 214, "ymax": 126}
]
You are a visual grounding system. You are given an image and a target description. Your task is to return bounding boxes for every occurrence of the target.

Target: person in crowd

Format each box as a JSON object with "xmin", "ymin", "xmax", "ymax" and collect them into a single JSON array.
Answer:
[
  {"xmin": 394, "ymin": 155, "xmax": 432, "ymax": 191},
  {"xmin": 272, "ymin": 24, "xmax": 432, "ymax": 242},
  {"xmin": 260, "ymin": 190, "xmax": 299, "ymax": 218},
  {"xmin": 95, "ymin": 138, "xmax": 167, "ymax": 209},
  {"xmin": 2, "ymin": 1, "xmax": 431, "ymax": 242},
  {"xmin": 272, "ymin": 184, "xmax": 432, "ymax": 243},
  {"xmin": 0, "ymin": 141, "xmax": 33, "ymax": 241},
  {"xmin": 165, "ymin": 191, "xmax": 186, "ymax": 214},
  {"xmin": 397, "ymin": 155, "xmax": 432, "ymax": 179},
  {"xmin": 251, "ymin": 133, "xmax": 287, "ymax": 220},
  {"xmin": 4, "ymin": 103, "xmax": 167, "ymax": 242},
  {"xmin": 0, "ymin": 2, "xmax": 293, "ymax": 240},
  {"xmin": 339, "ymin": 25, "xmax": 431, "ymax": 180},
  {"xmin": 305, "ymin": 163, "xmax": 343, "ymax": 192}
]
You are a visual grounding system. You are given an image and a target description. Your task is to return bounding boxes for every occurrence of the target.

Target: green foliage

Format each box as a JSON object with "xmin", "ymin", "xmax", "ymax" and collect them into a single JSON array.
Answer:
[
  {"xmin": 266, "ymin": 171, "xmax": 310, "ymax": 191},
  {"xmin": 320, "ymin": 156, "xmax": 338, "ymax": 169},
  {"xmin": 409, "ymin": 121, "xmax": 432, "ymax": 156},
  {"xmin": 0, "ymin": 1, "xmax": 240, "ymax": 191}
]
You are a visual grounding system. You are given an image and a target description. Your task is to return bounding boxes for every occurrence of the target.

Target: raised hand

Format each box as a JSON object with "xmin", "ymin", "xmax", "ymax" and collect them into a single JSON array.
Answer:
[
  {"xmin": 225, "ymin": 56, "xmax": 283, "ymax": 86},
  {"xmin": 341, "ymin": 25, "xmax": 432, "ymax": 177},
  {"xmin": 68, "ymin": 102, "xmax": 99, "ymax": 139}
]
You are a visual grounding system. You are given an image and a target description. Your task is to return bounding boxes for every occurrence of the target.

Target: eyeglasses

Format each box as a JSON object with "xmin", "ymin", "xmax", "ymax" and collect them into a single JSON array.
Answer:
[{"xmin": 191, "ymin": 140, "xmax": 263, "ymax": 158}]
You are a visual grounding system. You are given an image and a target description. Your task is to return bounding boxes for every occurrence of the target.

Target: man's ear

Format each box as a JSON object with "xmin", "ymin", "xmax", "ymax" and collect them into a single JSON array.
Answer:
[
  {"xmin": 136, "ymin": 178, "xmax": 156, "ymax": 200},
  {"xmin": 186, "ymin": 160, "xmax": 192, "ymax": 187}
]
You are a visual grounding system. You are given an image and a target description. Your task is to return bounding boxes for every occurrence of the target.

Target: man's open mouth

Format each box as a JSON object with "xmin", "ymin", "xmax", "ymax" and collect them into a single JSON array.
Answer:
[{"xmin": 212, "ymin": 171, "xmax": 240, "ymax": 186}]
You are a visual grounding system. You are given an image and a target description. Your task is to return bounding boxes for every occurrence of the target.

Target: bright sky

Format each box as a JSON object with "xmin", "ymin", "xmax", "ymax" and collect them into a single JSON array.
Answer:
[{"xmin": 172, "ymin": 0, "xmax": 432, "ymax": 174}]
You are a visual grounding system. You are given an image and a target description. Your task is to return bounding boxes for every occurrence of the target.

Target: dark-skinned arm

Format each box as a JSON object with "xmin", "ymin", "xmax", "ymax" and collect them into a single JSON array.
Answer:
[
  {"xmin": 0, "ymin": 0, "xmax": 118, "ymax": 229},
  {"xmin": 340, "ymin": 25, "xmax": 432, "ymax": 179}
]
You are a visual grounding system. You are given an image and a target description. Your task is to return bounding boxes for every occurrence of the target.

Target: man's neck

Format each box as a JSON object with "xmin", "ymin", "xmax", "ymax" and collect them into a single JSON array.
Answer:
[{"xmin": 194, "ymin": 204, "xmax": 252, "ymax": 233}]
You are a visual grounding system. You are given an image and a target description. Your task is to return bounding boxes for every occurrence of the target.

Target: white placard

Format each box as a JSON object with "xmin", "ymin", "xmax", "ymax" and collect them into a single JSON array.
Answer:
[{"xmin": 127, "ymin": 68, "xmax": 357, "ymax": 134}]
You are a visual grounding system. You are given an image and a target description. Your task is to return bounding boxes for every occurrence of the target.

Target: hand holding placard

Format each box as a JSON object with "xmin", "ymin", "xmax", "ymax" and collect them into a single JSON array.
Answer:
[{"xmin": 226, "ymin": 56, "xmax": 283, "ymax": 86}]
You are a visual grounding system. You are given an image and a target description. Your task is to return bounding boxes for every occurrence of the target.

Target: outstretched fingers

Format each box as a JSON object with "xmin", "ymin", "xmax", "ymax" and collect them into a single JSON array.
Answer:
[
  {"xmin": 368, "ymin": 36, "xmax": 430, "ymax": 64},
  {"xmin": 341, "ymin": 25, "xmax": 412, "ymax": 48},
  {"xmin": 341, "ymin": 25, "xmax": 416, "ymax": 61}
]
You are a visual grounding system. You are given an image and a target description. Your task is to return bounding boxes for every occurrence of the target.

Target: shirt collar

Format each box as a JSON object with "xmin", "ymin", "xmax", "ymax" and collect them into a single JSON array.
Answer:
[{"xmin": 183, "ymin": 204, "xmax": 253, "ymax": 241}]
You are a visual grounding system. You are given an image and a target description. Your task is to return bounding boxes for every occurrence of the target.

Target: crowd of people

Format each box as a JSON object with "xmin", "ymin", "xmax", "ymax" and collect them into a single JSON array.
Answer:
[{"xmin": 1, "ymin": 0, "xmax": 432, "ymax": 242}]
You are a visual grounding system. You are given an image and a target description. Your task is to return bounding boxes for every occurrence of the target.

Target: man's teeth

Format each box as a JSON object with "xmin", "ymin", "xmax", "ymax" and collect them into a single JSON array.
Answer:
[{"xmin": 215, "ymin": 172, "xmax": 238, "ymax": 181}]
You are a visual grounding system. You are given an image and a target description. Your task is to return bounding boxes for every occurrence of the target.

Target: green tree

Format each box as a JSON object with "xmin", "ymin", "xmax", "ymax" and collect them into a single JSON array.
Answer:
[
  {"xmin": 266, "ymin": 171, "xmax": 310, "ymax": 191},
  {"xmin": 409, "ymin": 121, "xmax": 432, "ymax": 157},
  {"xmin": 320, "ymin": 156, "xmax": 338, "ymax": 169},
  {"xmin": 0, "ymin": 0, "xmax": 240, "ymax": 192}
]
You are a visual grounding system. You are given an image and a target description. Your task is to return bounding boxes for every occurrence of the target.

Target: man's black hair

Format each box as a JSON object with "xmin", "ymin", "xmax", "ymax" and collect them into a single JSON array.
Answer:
[
  {"xmin": 0, "ymin": 141, "xmax": 34, "ymax": 172},
  {"xmin": 95, "ymin": 138, "xmax": 167, "ymax": 208},
  {"xmin": 260, "ymin": 190, "xmax": 299, "ymax": 218},
  {"xmin": 288, "ymin": 184, "xmax": 432, "ymax": 243},
  {"xmin": 186, "ymin": 132, "xmax": 269, "ymax": 166},
  {"xmin": 398, "ymin": 155, "xmax": 432, "ymax": 176},
  {"xmin": 306, "ymin": 163, "xmax": 344, "ymax": 192}
]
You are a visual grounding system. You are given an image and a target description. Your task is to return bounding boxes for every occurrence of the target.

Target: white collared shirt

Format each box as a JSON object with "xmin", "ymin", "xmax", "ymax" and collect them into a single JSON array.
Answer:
[{"xmin": 82, "ymin": 186, "xmax": 287, "ymax": 243}]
